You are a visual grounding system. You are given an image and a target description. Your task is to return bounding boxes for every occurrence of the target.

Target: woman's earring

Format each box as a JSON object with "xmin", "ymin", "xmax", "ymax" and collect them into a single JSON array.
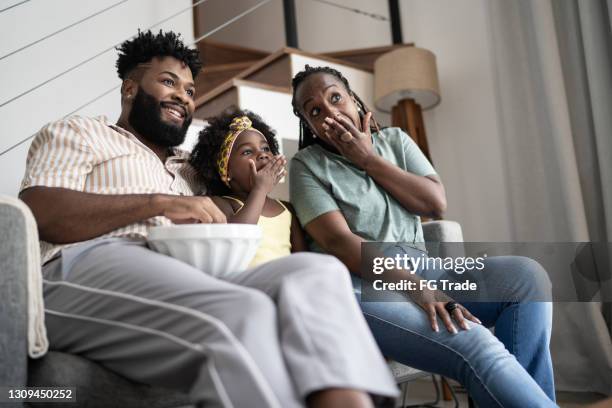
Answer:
[{"xmin": 308, "ymin": 126, "xmax": 317, "ymax": 138}]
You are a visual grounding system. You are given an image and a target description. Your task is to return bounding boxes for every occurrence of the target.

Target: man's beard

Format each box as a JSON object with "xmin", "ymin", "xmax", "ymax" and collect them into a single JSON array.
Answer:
[{"xmin": 128, "ymin": 88, "xmax": 192, "ymax": 147}]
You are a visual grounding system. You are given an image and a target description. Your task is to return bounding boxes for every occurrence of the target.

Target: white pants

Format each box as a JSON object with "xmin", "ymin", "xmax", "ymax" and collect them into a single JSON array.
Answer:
[{"xmin": 42, "ymin": 239, "xmax": 398, "ymax": 407}]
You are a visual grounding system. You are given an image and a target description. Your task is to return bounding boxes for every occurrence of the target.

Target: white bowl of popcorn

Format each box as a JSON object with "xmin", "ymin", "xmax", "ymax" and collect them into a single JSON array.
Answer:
[{"xmin": 147, "ymin": 224, "xmax": 262, "ymax": 278}]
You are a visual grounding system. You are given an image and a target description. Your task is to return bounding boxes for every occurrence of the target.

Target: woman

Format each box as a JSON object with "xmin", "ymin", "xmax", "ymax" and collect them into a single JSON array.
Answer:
[{"xmin": 289, "ymin": 65, "xmax": 556, "ymax": 408}]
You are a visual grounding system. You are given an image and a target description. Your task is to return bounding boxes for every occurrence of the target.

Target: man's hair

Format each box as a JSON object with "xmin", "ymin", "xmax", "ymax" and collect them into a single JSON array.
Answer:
[
  {"xmin": 115, "ymin": 29, "xmax": 202, "ymax": 80},
  {"xmin": 291, "ymin": 65, "xmax": 378, "ymax": 150},
  {"xmin": 190, "ymin": 107, "xmax": 280, "ymax": 196}
]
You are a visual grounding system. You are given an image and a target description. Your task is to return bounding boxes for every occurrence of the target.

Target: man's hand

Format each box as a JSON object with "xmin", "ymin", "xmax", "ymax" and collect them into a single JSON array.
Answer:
[
  {"xmin": 154, "ymin": 195, "xmax": 226, "ymax": 224},
  {"xmin": 249, "ymin": 155, "xmax": 287, "ymax": 194},
  {"xmin": 19, "ymin": 187, "xmax": 226, "ymax": 244}
]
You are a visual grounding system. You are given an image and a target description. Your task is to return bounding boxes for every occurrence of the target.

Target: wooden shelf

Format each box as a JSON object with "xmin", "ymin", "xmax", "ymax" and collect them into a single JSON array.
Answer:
[
  {"xmin": 195, "ymin": 39, "xmax": 269, "ymax": 65},
  {"xmin": 194, "ymin": 47, "xmax": 375, "ymax": 109},
  {"xmin": 324, "ymin": 43, "xmax": 415, "ymax": 71}
]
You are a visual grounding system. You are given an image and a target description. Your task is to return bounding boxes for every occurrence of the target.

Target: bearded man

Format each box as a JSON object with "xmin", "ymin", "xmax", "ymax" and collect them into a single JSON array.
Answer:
[{"xmin": 18, "ymin": 30, "xmax": 397, "ymax": 408}]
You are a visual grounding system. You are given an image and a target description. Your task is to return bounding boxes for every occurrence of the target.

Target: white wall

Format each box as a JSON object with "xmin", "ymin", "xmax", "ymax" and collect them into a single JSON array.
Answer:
[
  {"xmin": 203, "ymin": 0, "xmax": 391, "ymax": 53},
  {"xmin": 295, "ymin": 0, "xmax": 391, "ymax": 53},
  {"xmin": 399, "ymin": 0, "xmax": 513, "ymax": 241},
  {"xmin": 0, "ymin": 0, "xmax": 194, "ymax": 196},
  {"xmin": 196, "ymin": 0, "xmax": 286, "ymax": 52},
  {"xmin": 238, "ymin": 85, "xmax": 297, "ymax": 142}
]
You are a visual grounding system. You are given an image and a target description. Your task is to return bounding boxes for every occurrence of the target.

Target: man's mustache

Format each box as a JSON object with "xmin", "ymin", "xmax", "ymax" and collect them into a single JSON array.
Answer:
[{"xmin": 160, "ymin": 101, "xmax": 188, "ymax": 118}]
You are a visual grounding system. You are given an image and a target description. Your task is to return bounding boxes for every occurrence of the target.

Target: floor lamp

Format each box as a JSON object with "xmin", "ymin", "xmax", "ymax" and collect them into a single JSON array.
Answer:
[{"xmin": 374, "ymin": 47, "xmax": 441, "ymax": 163}]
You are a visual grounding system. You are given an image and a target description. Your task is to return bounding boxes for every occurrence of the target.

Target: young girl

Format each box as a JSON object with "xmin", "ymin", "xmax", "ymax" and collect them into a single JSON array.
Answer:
[{"xmin": 190, "ymin": 108, "xmax": 306, "ymax": 267}]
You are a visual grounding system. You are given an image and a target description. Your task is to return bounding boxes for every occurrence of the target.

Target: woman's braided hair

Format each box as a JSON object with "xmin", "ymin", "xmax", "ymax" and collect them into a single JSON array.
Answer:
[{"xmin": 291, "ymin": 65, "xmax": 380, "ymax": 150}]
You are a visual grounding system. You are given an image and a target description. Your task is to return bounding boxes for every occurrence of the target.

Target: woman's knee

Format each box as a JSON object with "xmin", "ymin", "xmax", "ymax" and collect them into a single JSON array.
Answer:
[
  {"xmin": 485, "ymin": 256, "xmax": 552, "ymax": 300},
  {"xmin": 511, "ymin": 256, "xmax": 552, "ymax": 299}
]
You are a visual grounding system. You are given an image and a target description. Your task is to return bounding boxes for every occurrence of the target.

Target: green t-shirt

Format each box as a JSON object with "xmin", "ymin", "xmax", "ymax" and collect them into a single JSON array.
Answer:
[{"xmin": 289, "ymin": 127, "xmax": 437, "ymax": 250}]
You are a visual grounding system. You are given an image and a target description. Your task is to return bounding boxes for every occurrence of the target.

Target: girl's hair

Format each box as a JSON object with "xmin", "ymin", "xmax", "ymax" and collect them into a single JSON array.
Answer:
[
  {"xmin": 291, "ymin": 65, "xmax": 380, "ymax": 150},
  {"xmin": 190, "ymin": 107, "xmax": 280, "ymax": 196}
]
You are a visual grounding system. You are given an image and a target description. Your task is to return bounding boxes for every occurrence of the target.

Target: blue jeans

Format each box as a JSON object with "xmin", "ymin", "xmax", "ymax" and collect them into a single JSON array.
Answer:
[{"xmin": 354, "ymin": 255, "xmax": 556, "ymax": 408}]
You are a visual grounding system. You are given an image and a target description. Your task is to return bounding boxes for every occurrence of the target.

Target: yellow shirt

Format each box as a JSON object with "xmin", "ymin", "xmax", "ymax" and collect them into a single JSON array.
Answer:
[{"xmin": 222, "ymin": 196, "xmax": 292, "ymax": 267}]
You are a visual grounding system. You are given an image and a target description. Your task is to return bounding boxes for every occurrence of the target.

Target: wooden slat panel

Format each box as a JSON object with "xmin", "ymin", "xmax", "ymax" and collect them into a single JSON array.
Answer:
[
  {"xmin": 194, "ymin": 87, "xmax": 239, "ymax": 120},
  {"xmin": 195, "ymin": 60, "xmax": 258, "ymax": 98},
  {"xmin": 194, "ymin": 47, "xmax": 375, "ymax": 110},
  {"xmin": 196, "ymin": 39, "xmax": 269, "ymax": 65},
  {"xmin": 233, "ymin": 79, "xmax": 291, "ymax": 94},
  {"xmin": 243, "ymin": 55, "xmax": 292, "ymax": 88},
  {"xmin": 324, "ymin": 44, "xmax": 414, "ymax": 71}
]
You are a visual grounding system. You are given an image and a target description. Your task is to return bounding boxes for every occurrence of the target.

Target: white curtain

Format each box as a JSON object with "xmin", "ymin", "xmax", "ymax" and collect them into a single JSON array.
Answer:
[{"xmin": 485, "ymin": 0, "xmax": 612, "ymax": 394}]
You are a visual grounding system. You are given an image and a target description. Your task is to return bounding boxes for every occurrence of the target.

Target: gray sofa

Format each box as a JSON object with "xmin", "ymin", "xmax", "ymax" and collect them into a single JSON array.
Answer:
[{"xmin": 0, "ymin": 195, "xmax": 463, "ymax": 408}]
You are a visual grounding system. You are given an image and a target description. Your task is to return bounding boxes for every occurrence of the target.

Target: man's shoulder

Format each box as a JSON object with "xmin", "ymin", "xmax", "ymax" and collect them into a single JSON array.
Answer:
[
  {"xmin": 171, "ymin": 147, "xmax": 191, "ymax": 160},
  {"xmin": 39, "ymin": 115, "xmax": 109, "ymax": 135}
]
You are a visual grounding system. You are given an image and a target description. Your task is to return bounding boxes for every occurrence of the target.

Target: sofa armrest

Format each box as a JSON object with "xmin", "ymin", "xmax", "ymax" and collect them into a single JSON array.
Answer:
[
  {"xmin": 422, "ymin": 220, "xmax": 464, "ymax": 242},
  {"xmin": 423, "ymin": 220, "xmax": 465, "ymax": 259},
  {"xmin": 0, "ymin": 196, "xmax": 30, "ymax": 394}
]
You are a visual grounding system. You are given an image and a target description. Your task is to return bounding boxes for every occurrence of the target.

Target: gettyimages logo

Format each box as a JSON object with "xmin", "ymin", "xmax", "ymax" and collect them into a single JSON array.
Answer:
[
  {"xmin": 360, "ymin": 242, "xmax": 611, "ymax": 303},
  {"xmin": 372, "ymin": 252, "xmax": 487, "ymax": 275}
]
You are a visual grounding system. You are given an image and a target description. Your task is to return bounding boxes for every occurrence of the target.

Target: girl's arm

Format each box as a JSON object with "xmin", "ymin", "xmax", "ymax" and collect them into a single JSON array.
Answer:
[
  {"xmin": 226, "ymin": 156, "xmax": 287, "ymax": 224},
  {"xmin": 283, "ymin": 201, "xmax": 307, "ymax": 252},
  {"xmin": 223, "ymin": 188, "xmax": 267, "ymax": 224},
  {"xmin": 212, "ymin": 192, "xmax": 266, "ymax": 225}
]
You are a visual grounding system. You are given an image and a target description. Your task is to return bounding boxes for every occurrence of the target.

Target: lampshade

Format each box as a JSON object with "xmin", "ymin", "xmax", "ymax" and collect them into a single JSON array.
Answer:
[{"xmin": 374, "ymin": 47, "xmax": 441, "ymax": 112}]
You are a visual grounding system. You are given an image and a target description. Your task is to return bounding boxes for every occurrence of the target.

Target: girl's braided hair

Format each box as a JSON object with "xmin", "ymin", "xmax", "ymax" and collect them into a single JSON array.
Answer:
[{"xmin": 291, "ymin": 65, "xmax": 380, "ymax": 150}]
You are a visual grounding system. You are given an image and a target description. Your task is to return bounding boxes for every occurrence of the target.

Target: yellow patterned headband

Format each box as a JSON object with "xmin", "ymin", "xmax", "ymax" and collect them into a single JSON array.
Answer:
[{"xmin": 217, "ymin": 116, "xmax": 265, "ymax": 187}]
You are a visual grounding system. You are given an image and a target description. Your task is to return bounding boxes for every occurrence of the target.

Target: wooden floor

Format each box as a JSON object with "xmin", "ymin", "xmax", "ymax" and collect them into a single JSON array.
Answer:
[{"xmin": 397, "ymin": 377, "xmax": 608, "ymax": 407}]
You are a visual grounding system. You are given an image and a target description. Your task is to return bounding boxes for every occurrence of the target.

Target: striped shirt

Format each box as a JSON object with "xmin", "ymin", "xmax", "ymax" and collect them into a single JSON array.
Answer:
[{"xmin": 20, "ymin": 115, "xmax": 203, "ymax": 264}]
